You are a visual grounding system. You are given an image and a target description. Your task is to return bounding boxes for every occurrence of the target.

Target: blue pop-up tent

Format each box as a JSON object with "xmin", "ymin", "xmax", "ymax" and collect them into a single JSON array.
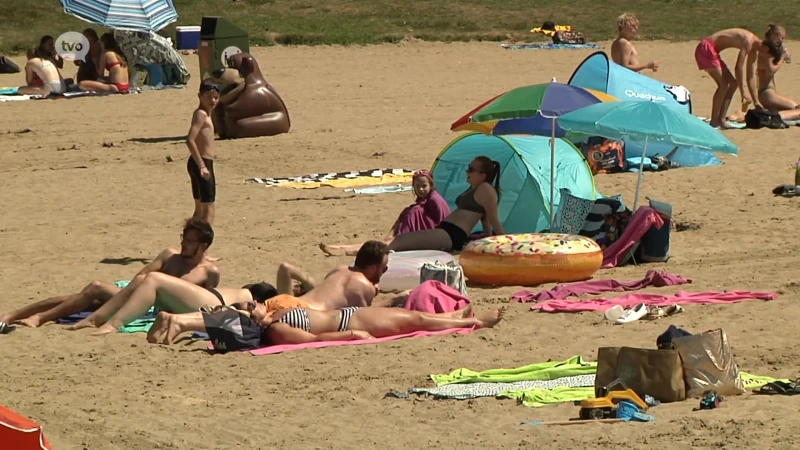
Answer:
[{"xmin": 569, "ymin": 52, "xmax": 721, "ymax": 168}]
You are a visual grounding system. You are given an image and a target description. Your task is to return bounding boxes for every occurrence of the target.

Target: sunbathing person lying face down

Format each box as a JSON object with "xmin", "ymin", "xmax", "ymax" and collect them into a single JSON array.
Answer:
[
  {"xmin": 146, "ymin": 301, "xmax": 506, "ymax": 349},
  {"xmin": 67, "ymin": 218, "xmax": 220, "ymax": 334},
  {"xmin": 268, "ymin": 241, "xmax": 394, "ymax": 313},
  {"xmin": 17, "ymin": 48, "xmax": 67, "ymax": 96},
  {"xmin": 0, "ymin": 218, "xmax": 219, "ymax": 333},
  {"xmin": 320, "ymin": 156, "xmax": 505, "ymax": 257}
]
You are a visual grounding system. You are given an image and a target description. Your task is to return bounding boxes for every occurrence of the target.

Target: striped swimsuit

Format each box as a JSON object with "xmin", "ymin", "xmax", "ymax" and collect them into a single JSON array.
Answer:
[{"xmin": 274, "ymin": 307, "xmax": 359, "ymax": 332}]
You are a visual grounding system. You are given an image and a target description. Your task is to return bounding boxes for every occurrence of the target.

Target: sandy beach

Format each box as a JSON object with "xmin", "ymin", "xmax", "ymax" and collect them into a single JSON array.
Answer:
[{"xmin": 2, "ymin": 40, "xmax": 800, "ymax": 449}]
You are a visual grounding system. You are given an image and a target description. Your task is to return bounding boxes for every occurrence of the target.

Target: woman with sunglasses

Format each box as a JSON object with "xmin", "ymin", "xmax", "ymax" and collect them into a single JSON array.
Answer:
[
  {"xmin": 146, "ymin": 300, "xmax": 506, "ymax": 349},
  {"xmin": 320, "ymin": 156, "xmax": 505, "ymax": 256}
]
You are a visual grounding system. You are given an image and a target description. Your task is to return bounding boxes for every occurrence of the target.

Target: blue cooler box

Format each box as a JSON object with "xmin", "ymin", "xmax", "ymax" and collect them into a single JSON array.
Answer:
[{"xmin": 176, "ymin": 26, "xmax": 201, "ymax": 50}]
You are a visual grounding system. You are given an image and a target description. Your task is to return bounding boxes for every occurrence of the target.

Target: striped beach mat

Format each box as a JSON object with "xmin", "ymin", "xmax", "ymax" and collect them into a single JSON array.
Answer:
[{"xmin": 247, "ymin": 168, "xmax": 416, "ymax": 188}]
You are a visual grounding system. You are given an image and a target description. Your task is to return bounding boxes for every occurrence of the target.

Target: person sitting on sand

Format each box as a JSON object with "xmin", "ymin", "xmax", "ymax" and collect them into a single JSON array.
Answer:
[
  {"xmin": 695, "ymin": 27, "xmax": 764, "ymax": 128},
  {"xmin": 756, "ymin": 25, "xmax": 800, "ymax": 121},
  {"xmin": 79, "ymin": 33, "xmax": 130, "ymax": 93},
  {"xmin": 321, "ymin": 156, "xmax": 505, "ymax": 257},
  {"xmin": 611, "ymin": 13, "xmax": 658, "ymax": 73},
  {"xmin": 146, "ymin": 301, "xmax": 505, "ymax": 347},
  {"xmin": 37, "ymin": 35, "xmax": 64, "ymax": 70},
  {"xmin": 0, "ymin": 218, "xmax": 220, "ymax": 333},
  {"xmin": 384, "ymin": 170, "xmax": 450, "ymax": 240},
  {"xmin": 18, "ymin": 48, "xmax": 67, "ymax": 96},
  {"xmin": 74, "ymin": 28, "xmax": 102, "ymax": 83}
]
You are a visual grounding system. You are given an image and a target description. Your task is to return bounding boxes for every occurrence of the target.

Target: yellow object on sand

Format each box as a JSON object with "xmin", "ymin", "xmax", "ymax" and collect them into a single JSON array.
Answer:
[
  {"xmin": 278, "ymin": 172, "xmax": 414, "ymax": 189},
  {"xmin": 530, "ymin": 25, "xmax": 572, "ymax": 36}
]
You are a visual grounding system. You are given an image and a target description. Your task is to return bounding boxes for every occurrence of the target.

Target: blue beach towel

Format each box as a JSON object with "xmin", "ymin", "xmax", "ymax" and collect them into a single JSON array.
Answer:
[
  {"xmin": 500, "ymin": 43, "xmax": 600, "ymax": 50},
  {"xmin": 0, "ymin": 87, "xmax": 19, "ymax": 95}
]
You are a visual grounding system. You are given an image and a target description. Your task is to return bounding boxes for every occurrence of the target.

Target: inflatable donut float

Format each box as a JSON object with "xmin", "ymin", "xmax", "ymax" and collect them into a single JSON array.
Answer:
[{"xmin": 459, "ymin": 233, "xmax": 602, "ymax": 286}]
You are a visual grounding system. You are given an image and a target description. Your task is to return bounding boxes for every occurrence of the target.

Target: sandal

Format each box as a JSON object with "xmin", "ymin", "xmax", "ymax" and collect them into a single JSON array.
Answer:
[
  {"xmin": 645, "ymin": 305, "xmax": 684, "ymax": 320},
  {"xmin": 756, "ymin": 379, "xmax": 800, "ymax": 395},
  {"xmin": 0, "ymin": 322, "xmax": 14, "ymax": 335}
]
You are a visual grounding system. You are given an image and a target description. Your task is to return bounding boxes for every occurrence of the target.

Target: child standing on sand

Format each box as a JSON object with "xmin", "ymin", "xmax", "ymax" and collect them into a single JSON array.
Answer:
[
  {"xmin": 611, "ymin": 13, "xmax": 658, "ymax": 73},
  {"xmin": 186, "ymin": 81, "xmax": 220, "ymax": 225}
]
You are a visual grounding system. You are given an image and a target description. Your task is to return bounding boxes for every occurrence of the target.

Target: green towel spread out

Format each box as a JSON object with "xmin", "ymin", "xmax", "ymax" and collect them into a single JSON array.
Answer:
[
  {"xmin": 112, "ymin": 280, "xmax": 159, "ymax": 333},
  {"xmin": 429, "ymin": 357, "xmax": 789, "ymax": 408},
  {"xmin": 431, "ymin": 356, "xmax": 597, "ymax": 386}
]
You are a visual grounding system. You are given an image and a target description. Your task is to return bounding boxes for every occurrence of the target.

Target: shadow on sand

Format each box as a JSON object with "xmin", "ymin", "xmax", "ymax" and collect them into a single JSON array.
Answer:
[
  {"xmin": 128, "ymin": 136, "xmax": 186, "ymax": 144},
  {"xmin": 100, "ymin": 257, "xmax": 152, "ymax": 266}
]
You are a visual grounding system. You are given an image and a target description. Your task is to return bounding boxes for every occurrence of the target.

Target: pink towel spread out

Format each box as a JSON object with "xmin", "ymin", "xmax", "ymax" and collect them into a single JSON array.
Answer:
[
  {"xmin": 530, "ymin": 290, "xmax": 778, "ymax": 313},
  {"xmin": 601, "ymin": 207, "xmax": 665, "ymax": 269},
  {"xmin": 512, "ymin": 270, "xmax": 691, "ymax": 302},
  {"xmin": 396, "ymin": 191, "xmax": 451, "ymax": 235},
  {"xmin": 249, "ymin": 327, "xmax": 475, "ymax": 355},
  {"xmin": 404, "ymin": 280, "xmax": 471, "ymax": 314}
]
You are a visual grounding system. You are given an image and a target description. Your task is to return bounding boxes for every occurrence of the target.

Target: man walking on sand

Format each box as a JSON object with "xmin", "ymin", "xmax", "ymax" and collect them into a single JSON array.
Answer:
[
  {"xmin": 0, "ymin": 218, "xmax": 220, "ymax": 333},
  {"xmin": 611, "ymin": 13, "xmax": 658, "ymax": 73}
]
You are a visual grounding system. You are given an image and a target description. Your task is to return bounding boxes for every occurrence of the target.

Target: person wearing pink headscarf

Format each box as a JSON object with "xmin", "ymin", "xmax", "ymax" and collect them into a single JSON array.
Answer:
[{"xmin": 385, "ymin": 170, "xmax": 451, "ymax": 238}]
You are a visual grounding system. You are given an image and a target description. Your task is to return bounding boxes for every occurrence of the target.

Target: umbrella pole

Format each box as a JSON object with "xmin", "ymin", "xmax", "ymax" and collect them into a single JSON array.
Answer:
[
  {"xmin": 549, "ymin": 117, "xmax": 556, "ymax": 229},
  {"xmin": 632, "ymin": 136, "xmax": 649, "ymax": 211}
]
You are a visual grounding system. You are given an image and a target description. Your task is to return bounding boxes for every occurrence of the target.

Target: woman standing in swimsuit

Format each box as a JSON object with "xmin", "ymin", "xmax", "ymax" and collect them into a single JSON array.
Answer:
[
  {"xmin": 146, "ymin": 302, "xmax": 505, "ymax": 346},
  {"xmin": 79, "ymin": 33, "xmax": 130, "ymax": 93},
  {"xmin": 320, "ymin": 156, "xmax": 505, "ymax": 256},
  {"xmin": 757, "ymin": 25, "xmax": 800, "ymax": 119}
]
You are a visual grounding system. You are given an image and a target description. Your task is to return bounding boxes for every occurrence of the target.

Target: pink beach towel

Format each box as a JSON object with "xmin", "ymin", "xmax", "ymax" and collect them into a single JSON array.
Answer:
[
  {"xmin": 403, "ymin": 280, "xmax": 471, "ymax": 314},
  {"xmin": 249, "ymin": 327, "xmax": 475, "ymax": 355},
  {"xmin": 512, "ymin": 270, "xmax": 690, "ymax": 302},
  {"xmin": 530, "ymin": 290, "xmax": 778, "ymax": 313},
  {"xmin": 602, "ymin": 207, "xmax": 665, "ymax": 269}
]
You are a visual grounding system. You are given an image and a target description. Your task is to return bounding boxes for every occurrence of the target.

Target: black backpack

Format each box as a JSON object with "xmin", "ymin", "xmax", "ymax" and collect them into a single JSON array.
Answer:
[
  {"xmin": 745, "ymin": 108, "xmax": 788, "ymax": 129},
  {"xmin": 0, "ymin": 56, "xmax": 20, "ymax": 74}
]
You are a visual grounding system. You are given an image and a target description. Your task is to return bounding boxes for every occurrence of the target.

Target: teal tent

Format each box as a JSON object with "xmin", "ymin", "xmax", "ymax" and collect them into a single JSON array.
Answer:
[{"xmin": 430, "ymin": 132, "xmax": 597, "ymax": 234}]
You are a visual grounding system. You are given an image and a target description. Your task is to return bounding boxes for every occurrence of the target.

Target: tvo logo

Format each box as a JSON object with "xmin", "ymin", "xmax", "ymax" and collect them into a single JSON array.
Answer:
[{"xmin": 55, "ymin": 31, "xmax": 90, "ymax": 62}]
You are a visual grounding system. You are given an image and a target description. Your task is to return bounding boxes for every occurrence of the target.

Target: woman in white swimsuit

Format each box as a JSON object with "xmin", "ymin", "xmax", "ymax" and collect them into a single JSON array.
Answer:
[{"xmin": 18, "ymin": 48, "xmax": 66, "ymax": 96}]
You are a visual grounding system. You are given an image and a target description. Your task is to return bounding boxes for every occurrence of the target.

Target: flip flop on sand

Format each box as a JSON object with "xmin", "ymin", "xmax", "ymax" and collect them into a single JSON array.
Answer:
[
  {"xmin": 756, "ymin": 380, "xmax": 800, "ymax": 395},
  {"xmin": 0, "ymin": 322, "xmax": 14, "ymax": 335},
  {"xmin": 645, "ymin": 304, "xmax": 684, "ymax": 320},
  {"xmin": 772, "ymin": 184, "xmax": 800, "ymax": 197}
]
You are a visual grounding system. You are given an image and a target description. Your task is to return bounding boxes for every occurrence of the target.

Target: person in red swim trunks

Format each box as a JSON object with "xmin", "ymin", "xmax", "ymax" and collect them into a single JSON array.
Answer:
[
  {"xmin": 695, "ymin": 28, "xmax": 763, "ymax": 128},
  {"xmin": 78, "ymin": 33, "xmax": 130, "ymax": 93}
]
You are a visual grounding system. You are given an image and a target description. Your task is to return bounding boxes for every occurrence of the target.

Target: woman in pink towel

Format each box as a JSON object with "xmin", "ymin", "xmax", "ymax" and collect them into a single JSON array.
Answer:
[
  {"xmin": 387, "ymin": 170, "xmax": 450, "ymax": 237},
  {"xmin": 321, "ymin": 156, "xmax": 505, "ymax": 256},
  {"xmin": 146, "ymin": 302, "xmax": 505, "ymax": 346}
]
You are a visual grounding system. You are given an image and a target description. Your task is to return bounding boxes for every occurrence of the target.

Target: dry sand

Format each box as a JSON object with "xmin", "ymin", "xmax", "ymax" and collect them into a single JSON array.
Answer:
[{"xmin": 2, "ymin": 40, "xmax": 800, "ymax": 449}]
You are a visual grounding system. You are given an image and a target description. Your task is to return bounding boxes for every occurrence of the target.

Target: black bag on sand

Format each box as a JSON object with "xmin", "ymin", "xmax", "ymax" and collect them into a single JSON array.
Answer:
[
  {"xmin": 0, "ymin": 56, "xmax": 20, "ymax": 74},
  {"xmin": 745, "ymin": 108, "xmax": 788, "ymax": 129}
]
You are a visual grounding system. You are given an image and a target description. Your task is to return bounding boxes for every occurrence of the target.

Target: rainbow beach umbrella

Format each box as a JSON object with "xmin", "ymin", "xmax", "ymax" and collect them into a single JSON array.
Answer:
[{"xmin": 450, "ymin": 81, "xmax": 618, "ymax": 227}]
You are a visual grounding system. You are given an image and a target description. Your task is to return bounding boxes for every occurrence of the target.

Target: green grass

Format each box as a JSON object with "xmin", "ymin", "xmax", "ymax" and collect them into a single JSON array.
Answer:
[{"xmin": 1, "ymin": 0, "xmax": 799, "ymax": 53}]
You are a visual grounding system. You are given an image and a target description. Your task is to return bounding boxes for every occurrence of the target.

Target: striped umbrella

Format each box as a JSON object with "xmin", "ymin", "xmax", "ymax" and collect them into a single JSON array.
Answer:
[{"xmin": 60, "ymin": 0, "xmax": 179, "ymax": 31}]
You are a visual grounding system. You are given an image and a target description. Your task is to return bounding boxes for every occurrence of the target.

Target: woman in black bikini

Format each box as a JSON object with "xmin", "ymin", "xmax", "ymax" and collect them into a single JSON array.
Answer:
[
  {"xmin": 320, "ymin": 156, "xmax": 505, "ymax": 256},
  {"xmin": 146, "ymin": 302, "xmax": 505, "ymax": 346}
]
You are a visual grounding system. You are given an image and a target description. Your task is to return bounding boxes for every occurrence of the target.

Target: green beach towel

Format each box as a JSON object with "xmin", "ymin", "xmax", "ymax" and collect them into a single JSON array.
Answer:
[
  {"xmin": 430, "ymin": 355, "xmax": 597, "ymax": 386},
  {"xmin": 113, "ymin": 280, "xmax": 158, "ymax": 333}
]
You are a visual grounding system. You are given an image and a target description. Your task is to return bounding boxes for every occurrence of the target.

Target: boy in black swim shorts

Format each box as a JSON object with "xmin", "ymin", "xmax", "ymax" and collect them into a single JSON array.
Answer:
[{"xmin": 186, "ymin": 81, "xmax": 220, "ymax": 225}]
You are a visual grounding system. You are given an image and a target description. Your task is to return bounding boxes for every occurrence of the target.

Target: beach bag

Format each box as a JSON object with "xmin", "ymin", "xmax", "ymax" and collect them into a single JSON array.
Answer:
[
  {"xmin": 584, "ymin": 137, "xmax": 625, "ymax": 174},
  {"xmin": 596, "ymin": 346, "xmax": 686, "ymax": 403},
  {"xmin": 420, "ymin": 260, "xmax": 467, "ymax": 296},
  {"xmin": 637, "ymin": 198, "xmax": 672, "ymax": 262},
  {"xmin": 672, "ymin": 328, "xmax": 745, "ymax": 398},
  {"xmin": 553, "ymin": 31, "xmax": 586, "ymax": 45},
  {"xmin": 0, "ymin": 56, "xmax": 20, "ymax": 74},
  {"xmin": 745, "ymin": 108, "xmax": 787, "ymax": 129}
]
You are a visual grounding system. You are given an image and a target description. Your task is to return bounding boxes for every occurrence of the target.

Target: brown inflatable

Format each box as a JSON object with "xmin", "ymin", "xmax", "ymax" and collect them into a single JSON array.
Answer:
[{"xmin": 210, "ymin": 52, "xmax": 290, "ymax": 139}]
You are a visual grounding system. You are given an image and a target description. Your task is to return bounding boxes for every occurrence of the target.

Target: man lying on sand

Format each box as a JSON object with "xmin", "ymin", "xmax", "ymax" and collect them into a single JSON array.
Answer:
[
  {"xmin": 64, "ymin": 218, "xmax": 219, "ymax": 333},
  {"xmin": 0, "ymin": 218, "xmax": 219, "ymax": 333},
  {"xmin": 146, "ymin": 301, "xmax": 506, "ymax": 347},
  {"xmin": 611, "ymin": 13, "xmax": 658, "ymax": 73}
]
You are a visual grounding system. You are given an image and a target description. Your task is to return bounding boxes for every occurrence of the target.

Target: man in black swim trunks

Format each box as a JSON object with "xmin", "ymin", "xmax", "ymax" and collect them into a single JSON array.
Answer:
[{"xmin": 186, "ymin": 80, "xmax": 220, "ymax": 225}]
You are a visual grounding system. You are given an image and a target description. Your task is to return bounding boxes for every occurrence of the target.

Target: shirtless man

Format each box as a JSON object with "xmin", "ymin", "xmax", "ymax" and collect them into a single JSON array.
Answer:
[
  {"xmin": 756, "ymin": 25, "xmax": 800, "ymax": 120},
  {"xmin": 0, "ymin": 218, "xmax": 219, "ymax": 333},
  {"xmin": 186, "ymin": 81, "xmax": 220, "ymax": 225},
  {"xmin": 695, "ymin": 28, "xmax": 763, "ymax": 128},
  {"xmin": 265, "ymin": 240, "xmax": 392, "ymax": 313},
  {"xmin": 18, "ymin": 48, "xmax": 66, "ymax": 96},
  {"xmin": 611, "ymin": 13, "xmax": 658, "ymax": 73},
  {"xmin": 67, "ymin": 218, "xmax": 220, "ymax": 333}
]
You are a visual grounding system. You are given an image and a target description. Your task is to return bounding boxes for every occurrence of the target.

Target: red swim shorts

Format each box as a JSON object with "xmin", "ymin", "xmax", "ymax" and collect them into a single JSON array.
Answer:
[{"xmin": 695, "ymin": 38, "xmax": 724, "ymax": 71}]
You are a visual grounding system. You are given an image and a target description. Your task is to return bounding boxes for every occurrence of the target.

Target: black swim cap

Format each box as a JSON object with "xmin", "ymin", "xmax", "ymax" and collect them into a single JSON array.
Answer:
[{"xmin": 242, "ymin": 282, "xmax": 278, "ymax": 303}]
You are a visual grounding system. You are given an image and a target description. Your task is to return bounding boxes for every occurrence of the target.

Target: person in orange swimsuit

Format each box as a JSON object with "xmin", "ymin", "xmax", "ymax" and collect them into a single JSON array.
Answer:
[{"xmin": 78, "ymin": 33, "xmax": 130, "ymax": 93}]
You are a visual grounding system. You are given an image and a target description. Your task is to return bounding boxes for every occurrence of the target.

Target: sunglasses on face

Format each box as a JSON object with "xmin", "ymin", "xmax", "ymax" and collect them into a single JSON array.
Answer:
[
  {"xmin": 199, "ymin": 83, "xmax": 220, "ymax": 93},
  {"xmin": 466, "ymin": 166, "xmax": 481, "ymax": 173}
]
